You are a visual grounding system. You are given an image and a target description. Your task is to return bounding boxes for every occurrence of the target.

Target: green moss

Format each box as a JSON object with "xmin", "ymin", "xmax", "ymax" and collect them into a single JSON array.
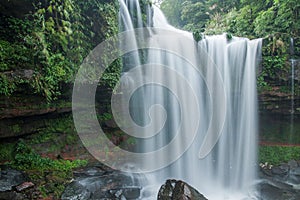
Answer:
[
  {"xmin": 0, "ymin": 74, "xmax": 16, "ymax": 96},
  {"xmin": 193, "ymin": 31, "xmax": 202, "ymax": 42},
  {"xmin": 7, "ymin": 140, "xmax": 87, "ymax": 198},
  {"xmin": 260, "ymin": 119, "xmax": 300, "ymax": 144},
  {"xmin": 11, "ymin": 124, "xmax": 21, "ymax": 133},
  {"xmin": 98, "ymin": 112, "xmax": 113, "ymax": 121},
  {"xmin": 25, "ymin": 114, "xmax": 79, "ymax": 155},
  {"xmin": 259, "ymin": 145, "xmax": 300, "ymax": 165},
  {"xmin": 0, "ymin": 142, "xmax": 15, "ymax": 162}
]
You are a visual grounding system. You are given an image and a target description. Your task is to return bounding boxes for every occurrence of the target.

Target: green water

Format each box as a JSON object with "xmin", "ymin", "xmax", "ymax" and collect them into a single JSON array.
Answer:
[{"xmin": 259, "ymin": 114, "xmax": 300, "ymax": 144}]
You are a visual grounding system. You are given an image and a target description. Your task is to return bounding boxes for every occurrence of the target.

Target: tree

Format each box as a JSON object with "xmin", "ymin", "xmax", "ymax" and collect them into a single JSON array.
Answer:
[
  {"xmin": 160, "ymin": 0, "xmax": 185, "ymax": 28},
  {"xmin": 180, "ymin": 0, "xmax": 209, "ymax": 31}
]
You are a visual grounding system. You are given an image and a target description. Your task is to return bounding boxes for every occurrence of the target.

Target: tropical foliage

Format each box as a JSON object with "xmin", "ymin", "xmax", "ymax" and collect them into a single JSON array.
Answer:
[
  {"xmin": 161, "ymin": 0, "xmax": 299, "ymax": 38},
  {"xmin": 161, "ymin": 0, "xmax": 300, "ymax": 90},
  {"xmin": 0, "ymin": 0, "xmax": 119, "ymax": 100}
]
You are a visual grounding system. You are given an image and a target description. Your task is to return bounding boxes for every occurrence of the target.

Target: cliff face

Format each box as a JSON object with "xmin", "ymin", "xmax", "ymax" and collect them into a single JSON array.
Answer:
[
  {"xmin": 259, "ymin": 59, "xmax": 300, "ymax": 116},
  {"xmin": 0, "ymin": 84, "xmax": 113, "ymax": 138},
  {"xmin": 258, "ymin": 59, "xmax": 300, "ymax": 144},
  {"xmin": 0, "ymin": 0, "xmax": 119, "ymax": 138},
  {"xmin": 1, "ymin": 61, "xmax": 299, "ymax": 139}
]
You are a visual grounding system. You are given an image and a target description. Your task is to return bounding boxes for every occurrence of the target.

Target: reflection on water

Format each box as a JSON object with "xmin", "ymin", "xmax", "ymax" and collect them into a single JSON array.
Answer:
[{"xmin": 259, "ymin": 114, "xmax": 300, "ymax": 145}]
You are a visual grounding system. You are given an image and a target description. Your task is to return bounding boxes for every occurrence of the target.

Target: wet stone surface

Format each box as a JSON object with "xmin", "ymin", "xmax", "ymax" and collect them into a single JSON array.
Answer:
[
  {"xmin": 0, "ymin": 168, "xmax": 40, "ymax": 200},
  {"xmin": 61, "ymin": 164, "xmax": 145, "ymax": 200},
  {"xmin": 258, "ymin": 160, "xmax": 300, "ymax": 200},
  {"xmin": 157, "ymin": 179, "xmax": 208, "ymax": 200},
  {"xmin": 0, "ymin": 168, "xmax": 27, "ymax": 192}
]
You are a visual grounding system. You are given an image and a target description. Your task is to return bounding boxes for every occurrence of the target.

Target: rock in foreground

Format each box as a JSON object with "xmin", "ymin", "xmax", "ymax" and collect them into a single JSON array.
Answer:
[
  {"xmin": 61, "ymin": 164, "xmax": 144, "ymax": 200},
  {"xmin": 0, "ymin": 168, "xmax": 38, "ymax": 200},
  {"xmin": 157, "ymin": 179, "xmax": 208, "ymax": 200}
]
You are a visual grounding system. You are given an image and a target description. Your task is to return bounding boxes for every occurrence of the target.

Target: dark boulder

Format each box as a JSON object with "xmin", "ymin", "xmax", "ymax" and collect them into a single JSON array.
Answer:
[
  {"xmin": 256, "ymin": 180, "xmax": 300, "ymax": 200},
  {"xmin": 0, "ymin": 169, "xmax": 27, "ymax": 192},
  {"xmin": 157, "ymin": 179, "xmax": 208, "ymax": 200},
  {"xmin": 259, "ymin": 160, "xmax": 300, "ymax": 199},
  {"xmin": 271, "ymin": 163, "xmax": 289, "ymax": 177},
  {"xmin": 0, "ymin": 168, "xmax": 36, "ymax": 200},
  {"xmin": 0, "ymin": 191, "xmax": 26, "ymax": 200}
]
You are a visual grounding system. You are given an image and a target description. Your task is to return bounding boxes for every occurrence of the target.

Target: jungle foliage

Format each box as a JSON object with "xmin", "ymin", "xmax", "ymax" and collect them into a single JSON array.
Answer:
[
  {"xmin": 0, "ymin": 0, "xmax": 120, "ymax": 100},
  {"xmin": 1, "ymin": 0, "xmax": 300, "ymax": 99},
  {"xmin": 161, "ymin": 0, "xmax": 299, "ymax": 38},
  {"xmin": 161, "ymin": 0, "xmax": 300, "ymax": 90}
]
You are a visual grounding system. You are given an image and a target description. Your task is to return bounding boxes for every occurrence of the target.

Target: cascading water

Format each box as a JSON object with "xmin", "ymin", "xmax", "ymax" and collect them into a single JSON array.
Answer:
[
  {"xmin": 289, "ymin": 38, "xmax": 296, "ymax": 143},
  {"xmin": 117, "ymin": 0, "xmax": 262, "ymax": 199},
  {"xmin": 290, "ymin": 58, "xmax": 295, "ymax": 142}
]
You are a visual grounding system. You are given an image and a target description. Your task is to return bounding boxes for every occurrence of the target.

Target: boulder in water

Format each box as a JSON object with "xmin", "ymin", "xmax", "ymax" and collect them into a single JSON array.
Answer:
[
  {"xmin": 256, "ymin": 180, "xmax": 300, "ymax": 200},
  {"xmin": 157, "ymin": 179, "xmax": 208, "ymax": 200},
  {"xmin": 271, "ymin": 163, "xmax": 289, "ymax": 177}
]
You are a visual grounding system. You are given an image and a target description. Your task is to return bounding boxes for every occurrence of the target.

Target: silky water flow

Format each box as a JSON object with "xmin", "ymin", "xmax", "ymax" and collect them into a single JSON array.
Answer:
[{"xmin": 117, "ymin": 1, "xmax": 262, "ymax": 199}]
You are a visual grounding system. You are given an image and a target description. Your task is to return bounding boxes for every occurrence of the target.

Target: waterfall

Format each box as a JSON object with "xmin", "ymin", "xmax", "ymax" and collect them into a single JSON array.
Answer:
[
  {"xmin": 290, "ymin": 57, "xmax": 295, "ymax": 143},
  {"xmin": 117, "ymin": 0, "xmax": 262, "ymax": 199},
  {"xmin": 289, "ymin": 37, "xmax": 296, "ymax": 144},
  {"xmin": 290, "ymin": 37, "xmax": 295, "ymax": 57}
]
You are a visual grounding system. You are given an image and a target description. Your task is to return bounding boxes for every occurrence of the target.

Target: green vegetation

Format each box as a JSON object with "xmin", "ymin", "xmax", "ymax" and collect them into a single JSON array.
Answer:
[
  {"xmin": 10, "ymin": 140, "xmax": 87, "ymax": 172},
  {"xmin": 0, "ymin": 74, "xmax": 16, "ymax": 96},
  {"xmin": 0, "ymin": 114, "xmax": 87, "ymax": 198},
  {"xmin": 99, "ymin": 112, "xmax": 113, "ymax": 121},
  {"xmin": 161, "ymin": 0, "xmax": 300, "ymax": 92},
  {"xmin": 161, "ymin": 0, "xmax": 299, "ymax": 38},
  {"xmin": 259, "ymin": 145, "xmax": 300, "ymax": 166},
  {"xmin": 8, "ymin": 140, "xmax": 87, "ymax": 198},
  {"xmin": 1, "ymin": 2, "xmax": 300, "ymax": 197},
  {"xmin": 0, "ymin": 142, "xmax": 15, "ymax": 162},
  {"xmin": 0, "ymin": 112, "xmax": 134, "ymax": 198},
  {"xmin": 26, "ymin": 115, "xmax": 79, "ymax": 153},
  {"xmin": 0, "ymin": 0, "xmax": 120, "ymax": 101}
]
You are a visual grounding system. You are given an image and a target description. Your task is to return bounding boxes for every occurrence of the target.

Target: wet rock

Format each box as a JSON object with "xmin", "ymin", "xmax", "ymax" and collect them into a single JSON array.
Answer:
[
  {"xmin": 256, "ymin": 181, "xmax": 300, "ymax": 200},
  {"xmin": 258, "ymin": 160, "xmax": 300, "ymax": 199},
  {"xmin": 112, "ymin": 187, "xmax": 141, "ymax": 199},
  {"xmin": 290, "ymin": 167, "xmax": 300, "ymax": 176},
  {"xmin": 288, "ymin": 160, "xmax": 298, "ymax": 169},
  {"xmin": 157, "ymin": 179, "xmax": 174, "ymax": 199},
  {"xmin": 91, "ymin": 186, "xmax": 141, "ymax": 199},
  {"xmin": 260, "ymin": 167, "xmax": 273, "ymax": 177},
  {"xmin": 61, "ymin": 181, "xmax": 91, "ymax": 200},
  {"xmin": 0, "ymin": 169, "xmax": 27, "ymax": 192},
  {"xmin": 15, "ymin": 182, "xmax": 34, "ymax": 192},
  {"xmin": 123, "ymin": 187, "xmax": 141, "ymax": 199},
  {"xmin": 271, "ymin": 164, "xmax": 289, "ymax": 177},
  {"xmin": 73, "ymin": 167, "xmax": 107, "ymax": 177},
  {"xmin": 157, "ymin": 179, "xmax": 208, "ymax": 200},
  {"xmin": 0, "ymin": 169, "xmax": 31, "ymax": 200},
  {"xmin": 62, "ymin": 165, "xmax": 144, "ymax": 200},
  {"xmin": 257, "ymin": 181, "xmax": 287, "ymax": 200},
  {"xmin": 0, "ymin": 191, "xmax": 27, "ymax": 200},
  {"xmin": 287, "ymin": 166, "xmax": 300, "ymax": 184}
]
